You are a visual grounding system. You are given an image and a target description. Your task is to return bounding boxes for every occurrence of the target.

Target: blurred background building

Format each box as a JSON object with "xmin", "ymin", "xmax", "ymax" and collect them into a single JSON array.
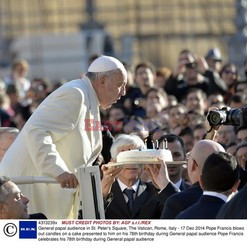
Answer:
[{"xmin": 0, "ymin": 0, "xmax": 245, "ymax": 81}]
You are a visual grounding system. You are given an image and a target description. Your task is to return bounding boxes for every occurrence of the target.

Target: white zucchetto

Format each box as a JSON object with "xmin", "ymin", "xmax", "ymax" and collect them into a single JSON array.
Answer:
[{"xmin": 88, "ymin": 55, "xmax": 125, "ymax": 73}]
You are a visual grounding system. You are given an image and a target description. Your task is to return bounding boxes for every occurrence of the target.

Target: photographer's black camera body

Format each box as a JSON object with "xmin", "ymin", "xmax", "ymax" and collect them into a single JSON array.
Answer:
[{"xmin": 207, "ymin": 107, "xmax": 247, "ymax": 127}]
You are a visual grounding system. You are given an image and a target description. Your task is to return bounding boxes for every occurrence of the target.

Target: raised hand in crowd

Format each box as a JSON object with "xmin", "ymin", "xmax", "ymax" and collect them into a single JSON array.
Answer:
[
  {"xmin": 204, "ymin": 106, "xmax": 222, "ymax": 141},
  {"xmin": 195, "ymin": 56, "xmax": 209, "ymax": 74}
]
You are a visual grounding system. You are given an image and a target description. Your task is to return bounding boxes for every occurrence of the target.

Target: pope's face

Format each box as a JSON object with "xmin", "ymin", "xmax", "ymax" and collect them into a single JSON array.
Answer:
[{"xmin": 100, "ymin": 70, "xmax": 127, "ymax": 110}]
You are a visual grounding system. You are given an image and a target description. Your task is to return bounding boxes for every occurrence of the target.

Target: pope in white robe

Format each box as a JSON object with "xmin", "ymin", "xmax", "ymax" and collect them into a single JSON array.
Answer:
[{"xmin": 0, "ymin": 56, "xmax": 127, "ymax": 219}]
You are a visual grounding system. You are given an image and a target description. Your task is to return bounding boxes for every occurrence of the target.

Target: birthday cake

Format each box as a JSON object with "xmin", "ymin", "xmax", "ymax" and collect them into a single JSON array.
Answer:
[{"xmin": 116, "ymin": 149, "xmax": 173, "ymax": 164}]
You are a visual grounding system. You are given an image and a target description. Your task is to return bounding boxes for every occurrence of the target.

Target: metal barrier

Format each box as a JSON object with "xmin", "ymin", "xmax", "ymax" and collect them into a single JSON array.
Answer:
[
  {"xmin": 11, "ymin": 176, "xmax": 57, "ymax": 184},
  {"xmin": 10, "ymin": 165, "xmax": 105, "ymax": 219},
  {"xmin": 78, "ymin": 165, "xmax": 105, "ymax": 219}
]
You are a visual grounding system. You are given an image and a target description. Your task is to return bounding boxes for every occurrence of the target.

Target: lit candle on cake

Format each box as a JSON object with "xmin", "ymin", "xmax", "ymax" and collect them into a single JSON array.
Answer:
[
  {"xmin": 162, "ymin": 139, "xmax": 168, "ymax": 149},
  {"xmin": 144, "ymin": 139, "xmax": 147, "ymax": 148},
  {"xmin": 165, "ymin": 139, "xmax": 168, "ymax": 149}
]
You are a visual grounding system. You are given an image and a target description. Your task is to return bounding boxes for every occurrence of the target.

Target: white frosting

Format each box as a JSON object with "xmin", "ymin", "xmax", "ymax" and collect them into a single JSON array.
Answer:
[{"xmin": 116, "ymin": 149, "xmax": 173, "ymax": 163}]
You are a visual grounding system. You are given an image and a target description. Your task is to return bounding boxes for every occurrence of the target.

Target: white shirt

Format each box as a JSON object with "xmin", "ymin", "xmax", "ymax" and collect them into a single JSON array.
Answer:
[
  {"xmin": 203, "ymin": 191, "xmax": 228, "ymax": 202},
  {"xmin": 175, "ymin": 179, "xmax": 182, "ymax": 190},
  {"xmin": 117, "ymin": 179, "xmax": 140, "ymax": 202}
]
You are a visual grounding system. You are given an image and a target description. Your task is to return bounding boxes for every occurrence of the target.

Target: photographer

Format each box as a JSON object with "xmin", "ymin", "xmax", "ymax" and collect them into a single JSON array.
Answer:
[{"xmin": 165, "ymin": 56, "xmax": 227, "ymax": 102}]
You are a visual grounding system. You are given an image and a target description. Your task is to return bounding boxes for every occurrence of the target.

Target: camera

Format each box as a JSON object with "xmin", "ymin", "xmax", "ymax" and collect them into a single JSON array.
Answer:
[
  {"xmin": 207, "ymin": 107, "xmax": 247, "ymax": 127},
  {"xmin": 185, "ymin": 62, "xmax": 197, "ymax": 69}
]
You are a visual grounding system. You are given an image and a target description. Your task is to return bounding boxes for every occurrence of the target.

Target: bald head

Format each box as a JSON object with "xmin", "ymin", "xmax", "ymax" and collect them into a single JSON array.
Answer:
[
  {"xmin": 0, "ymin": 127, "xmax": 19, "ymax": 161},
  {"xmin": 191, "ymin": 139, "xmax": 225, "ymax": 170}
]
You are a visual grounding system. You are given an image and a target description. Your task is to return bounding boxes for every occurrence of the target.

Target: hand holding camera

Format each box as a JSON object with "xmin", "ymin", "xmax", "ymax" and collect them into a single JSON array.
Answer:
[
  {"xmin": 173, "ymin": 59, "xmax": 188, "ymax": 76},
  {"xmin": 196, "ymin": 57, "xmax": 209, "ymax": 74},
  {"xmin": 207, "ymin": 106, "xmax": 247, "ymax": 127}
]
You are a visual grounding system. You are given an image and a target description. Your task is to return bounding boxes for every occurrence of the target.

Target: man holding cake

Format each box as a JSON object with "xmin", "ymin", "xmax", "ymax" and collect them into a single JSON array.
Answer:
[
  {"xmin": 158, "ymin": 134, "xmax": 190, "ymax": 190},
  {"xmin": 101, "ymin": 133, "xmax": 179, "ymax": 219}
]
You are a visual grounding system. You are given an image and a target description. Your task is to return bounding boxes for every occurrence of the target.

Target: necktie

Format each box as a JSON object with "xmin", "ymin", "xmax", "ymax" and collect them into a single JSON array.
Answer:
[{"xmin": 124, "ymin": 188, "xmax": 135, "ymax": 211}]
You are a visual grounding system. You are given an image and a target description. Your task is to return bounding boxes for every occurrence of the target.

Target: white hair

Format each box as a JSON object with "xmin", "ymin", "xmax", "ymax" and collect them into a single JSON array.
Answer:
[{"xmin": 110, "ymin": 133, "xmax": 146, "ymax": 160}]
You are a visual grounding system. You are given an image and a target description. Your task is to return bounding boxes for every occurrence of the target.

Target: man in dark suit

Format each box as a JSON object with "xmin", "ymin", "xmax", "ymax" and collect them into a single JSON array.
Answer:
[
  {"xmin": 159, "ymin": 134, "xmax": 190, "ymax": 191},
  {"xmin": 176, "ymin": 152, "xmax": 240, "ymax": 219},
  {"xmin": 101, "ymin": 134, "xmax": 179, "ymax": 219},
  {"xmin": 216, "ymin": 183, "xmax": 247, "ymax": 219},
  {"xmin": 161, "ymin": 139, "xmax": 225, "ymax": 219},
  {"xmin": 0, "ymin": 176, "xmax": 47, "ymax": 219}
]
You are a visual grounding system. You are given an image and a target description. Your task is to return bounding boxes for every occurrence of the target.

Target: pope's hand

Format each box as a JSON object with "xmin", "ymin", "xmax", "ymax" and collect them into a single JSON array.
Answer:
[{"xmin": 56, "ymin": 171, "xmax": 78, "ymax": 189}]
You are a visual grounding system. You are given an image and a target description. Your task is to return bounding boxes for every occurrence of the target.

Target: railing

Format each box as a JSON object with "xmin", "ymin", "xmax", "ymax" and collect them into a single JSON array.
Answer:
[
  {"xmin": 11, "ymin": 176, "xmax": 57, "ymax": 184},
  {"xmin": 10, "ymin": 165, "xmax": 105, "ymax": 219}
]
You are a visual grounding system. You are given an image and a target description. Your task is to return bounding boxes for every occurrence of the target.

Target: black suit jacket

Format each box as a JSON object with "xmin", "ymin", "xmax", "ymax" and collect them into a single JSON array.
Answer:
[
  {"xmin": 105, "ymin": 180, "xmax": 178, "ymax": 219},
  {"xmin": 238, "ymin": 167, "xmax": 247, "ymax": 190},
  {"xmin": 161, "ymin": 182, "xmax": 203, "ymax": 219},
  {"xmin": 176, "ymin": 195, "xmax": 225, "ymax": 219},
  {"xmin": 29, "ymin": 213, "xmax": 47, "ymax": 219},
  {"xmin": 216, "ymin": 184, "xmax": 247, "ymax": 219}
]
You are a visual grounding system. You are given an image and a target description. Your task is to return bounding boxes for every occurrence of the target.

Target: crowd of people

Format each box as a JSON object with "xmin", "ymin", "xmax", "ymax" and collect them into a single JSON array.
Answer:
[{"xmin": 0, "ymin": 47, "xmax": 246, "ymax": 220}]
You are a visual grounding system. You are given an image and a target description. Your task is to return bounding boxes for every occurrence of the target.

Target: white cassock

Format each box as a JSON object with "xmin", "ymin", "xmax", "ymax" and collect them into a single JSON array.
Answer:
[{"xmin": 0, "ymin": 77, "xmax": 102, "ymax": 219}]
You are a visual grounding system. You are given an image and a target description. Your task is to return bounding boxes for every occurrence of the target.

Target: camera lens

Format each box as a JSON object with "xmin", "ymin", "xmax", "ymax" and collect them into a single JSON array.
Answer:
[
  {"xmin": 210, "ymin": 112, "xmax": 222, "ymax": 125},
  {"xmin": 228, "ymin": 108, "xmax": 241, "ymax": 126},
  {"xmin": 207, "ymin": 110, "xmax": 227, "ymax": 125},
  {"xmin": 186, "ymin": 62, "xmax": 197, "ymax": 69}
]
